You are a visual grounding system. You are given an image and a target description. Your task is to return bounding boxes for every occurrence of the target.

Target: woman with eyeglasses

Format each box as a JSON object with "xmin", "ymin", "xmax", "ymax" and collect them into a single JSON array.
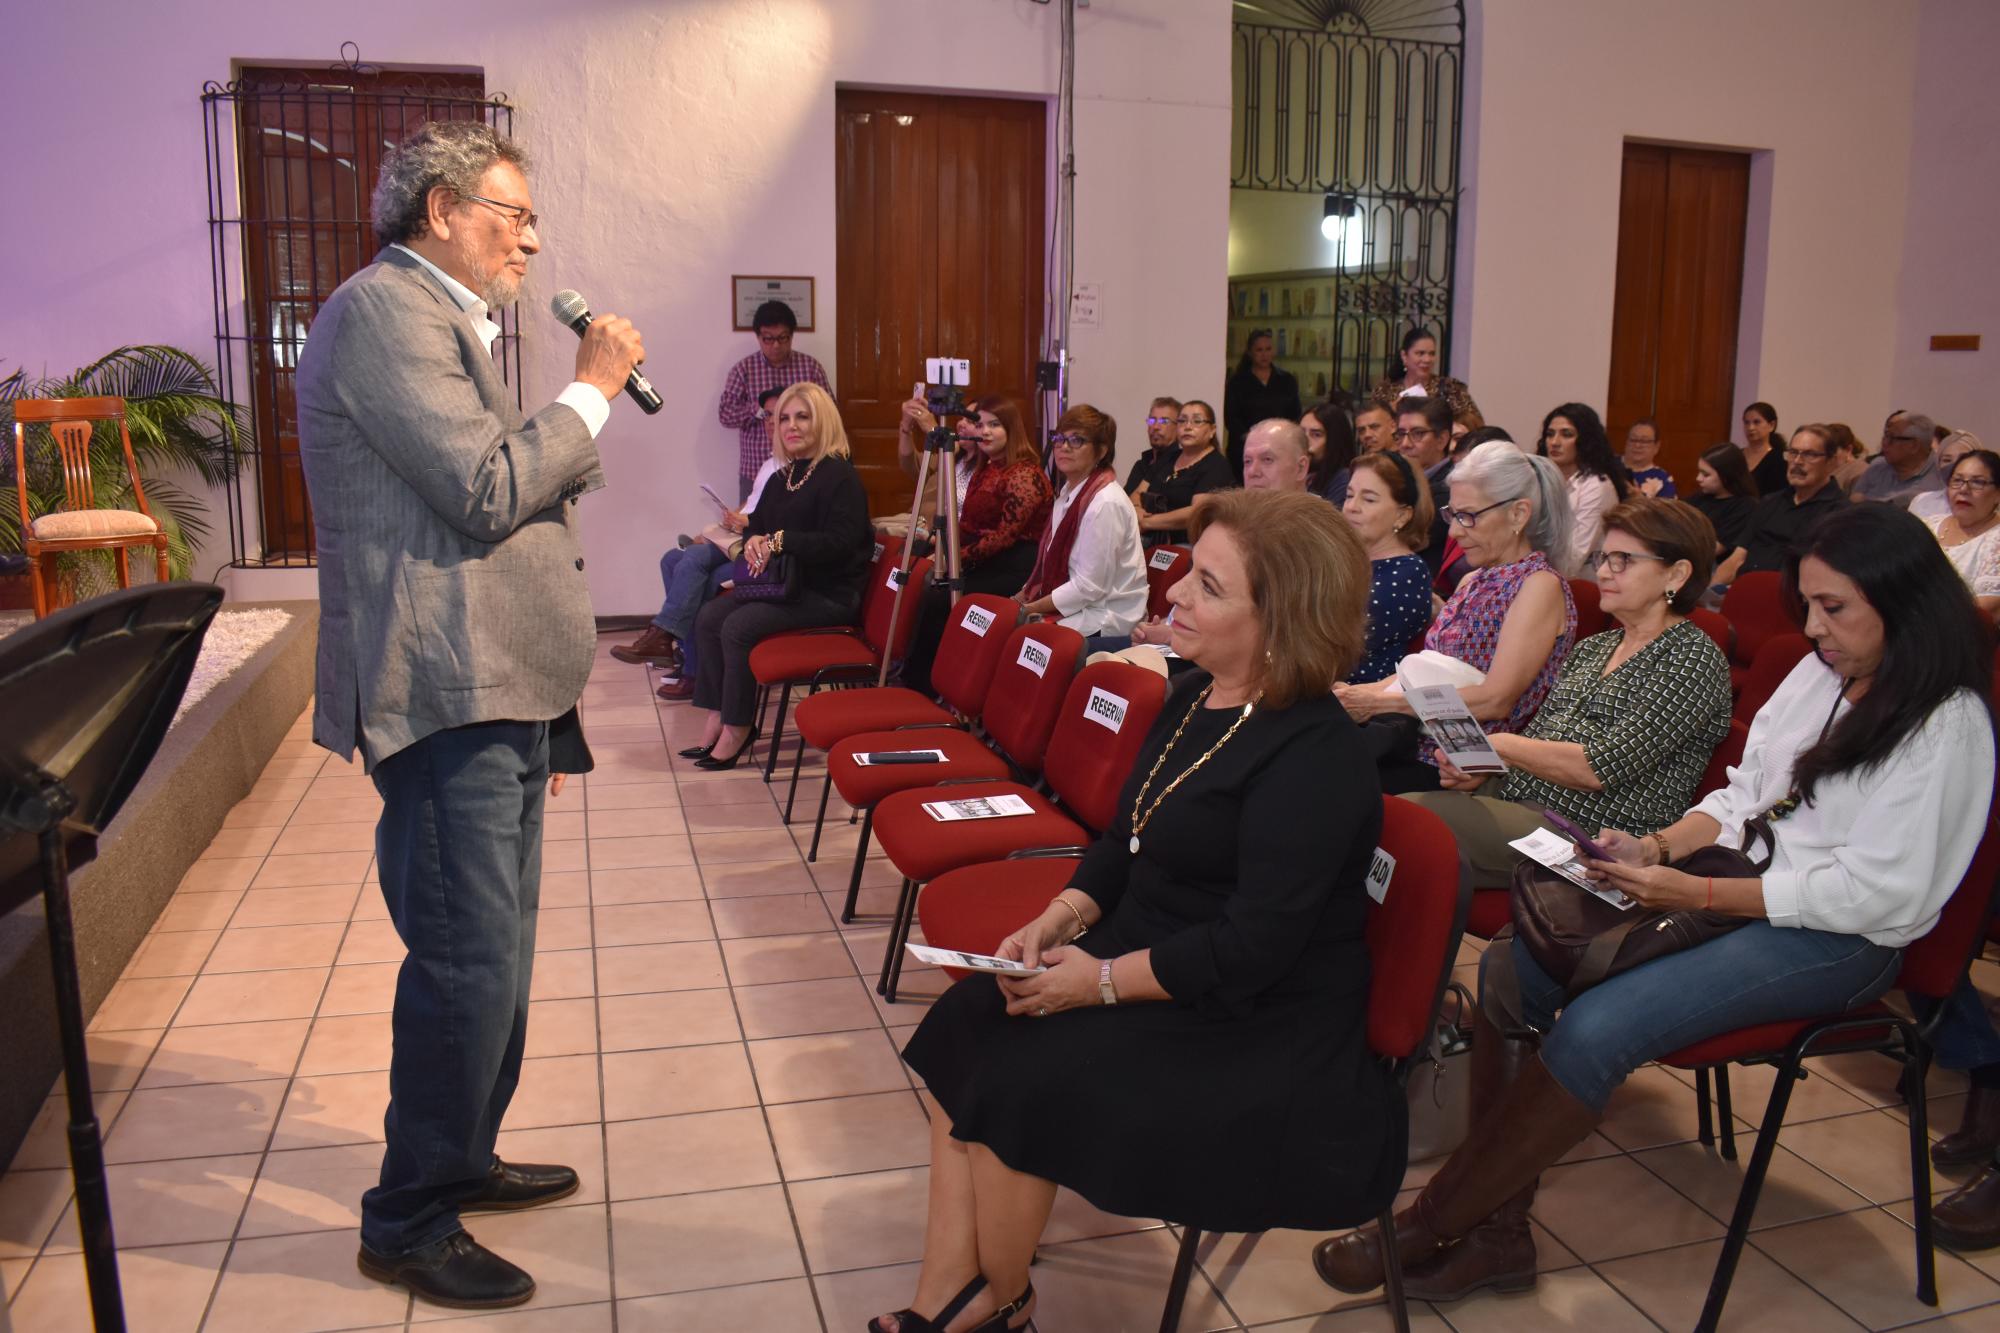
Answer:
[
  {"xmin": 1911, "ymin": 431, "xmax": 1985, "ymax": 523},
  {"xmin": 1224, "ymin": 330, "xmax": 1303, "ymax": 472},
  {"xmin": 1368, "ymin": 326, "xmax": 1480, "ymax": 422},
  {"xmin": 1536, "ymin": 403, "xmax": 1630, "ymax": 577},
  {"xmin": 1398, "ymin": 498, "xmax": 1731, "ymax": 891},
  {"xmin": 1137, "ymin": 400, "xmax": 1234, "ymax": 546},
  {"xmin": 1015, "ymin": 404, "xmax": 1149, "ymax": 649},
  {"xmin": 1334, "ymin": 441, "xmax": 1578, "ymax": 794},
  {"xmin": 1922, "ymin": 448, "xmax": 2000, "ymax": 617}
]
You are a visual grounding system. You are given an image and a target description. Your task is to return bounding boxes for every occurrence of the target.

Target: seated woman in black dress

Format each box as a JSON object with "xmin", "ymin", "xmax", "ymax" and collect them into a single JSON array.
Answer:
[
  {"xmin": 881, "ymin": 488, "xmax": 1404, "ymax": 1333},
  {"xmin": 683, "ymin": 383, "xmax": 871, "ymax": 769},
  {"xmin": 1133, "ymin": 399, "xmax": 1234, "ymax": 545}
]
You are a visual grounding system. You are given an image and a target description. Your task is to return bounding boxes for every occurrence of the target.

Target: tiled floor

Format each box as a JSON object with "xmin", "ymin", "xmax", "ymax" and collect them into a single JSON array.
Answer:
[{"xmin": 5, "ymin": 631, "xmax": 2000, "ymax": 1330}]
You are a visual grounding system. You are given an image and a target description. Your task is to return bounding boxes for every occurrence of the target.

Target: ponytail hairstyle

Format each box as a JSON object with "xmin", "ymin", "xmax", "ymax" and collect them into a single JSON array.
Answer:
[
  {"xmin": 1539, "ymin": 402, "xmax": 1631, "ymax": 500},
  {"xmin": 1782, "ymin": 504, "xmax": 1995, "ymax": 803},
  {"xmin": 1453, "ymin": 440, "xmax": 1576, "ymax": 569}
]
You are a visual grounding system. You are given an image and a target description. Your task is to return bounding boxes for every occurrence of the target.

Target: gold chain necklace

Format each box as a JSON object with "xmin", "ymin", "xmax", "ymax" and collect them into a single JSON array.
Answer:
[
  {"xmin": 783, "ymin": 454, "xmax": 823, "ymax": 493},
  {"xmin": 1127, "ymin": 681, "xmax": 1261, "ymax": 855}
]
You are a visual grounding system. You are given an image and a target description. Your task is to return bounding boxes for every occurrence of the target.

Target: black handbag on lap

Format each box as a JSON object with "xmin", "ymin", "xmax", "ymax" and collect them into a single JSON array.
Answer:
[{"xmin": 728, "ymin": 553, "xmax": 799, "ymax": 603}]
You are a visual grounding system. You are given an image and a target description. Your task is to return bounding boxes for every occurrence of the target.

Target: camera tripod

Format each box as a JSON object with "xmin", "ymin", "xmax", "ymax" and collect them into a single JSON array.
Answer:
[{"xmin": 878, "ymin": 412, "xmax": 966, "ymax": 687}]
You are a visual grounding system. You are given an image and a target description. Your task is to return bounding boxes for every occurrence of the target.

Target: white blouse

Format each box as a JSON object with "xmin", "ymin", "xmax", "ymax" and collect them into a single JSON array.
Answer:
[
  {"xmin": 1923, "ymin": 513, "xmax": 2000, "ymax": 599},
  {"xmin": 1565, "ymin": 472, "xmax": 1618, "ymax": 578},
  {"xmin": 1045, "ymin": 475, "xmax": 1149, "ymax": 637},
  {"xmin": 1692, "ymin": 653, "xmax": 1994, "ymax": 946}
]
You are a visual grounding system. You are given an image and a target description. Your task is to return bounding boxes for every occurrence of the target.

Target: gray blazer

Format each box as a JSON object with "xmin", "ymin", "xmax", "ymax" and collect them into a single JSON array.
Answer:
[{"xmin": 297, "ymin": 248, "xmax": 601, "ymax": 772}]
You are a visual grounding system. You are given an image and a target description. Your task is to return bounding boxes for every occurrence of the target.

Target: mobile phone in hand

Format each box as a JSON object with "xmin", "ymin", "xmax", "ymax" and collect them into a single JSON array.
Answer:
[{"xmin": 1541, "ymin": 810, "xmax": 1614, "ymax": 862}]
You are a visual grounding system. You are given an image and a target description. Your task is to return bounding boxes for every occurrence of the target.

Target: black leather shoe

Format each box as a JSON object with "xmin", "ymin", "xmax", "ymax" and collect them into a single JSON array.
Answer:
[
  {"xmin": 357, "ymin": 1230, "xmax": 535, "ymax": 1309},
  {"xmin": 460, "ymin": 1158, "xmax": 580, "ymax": 1213}
]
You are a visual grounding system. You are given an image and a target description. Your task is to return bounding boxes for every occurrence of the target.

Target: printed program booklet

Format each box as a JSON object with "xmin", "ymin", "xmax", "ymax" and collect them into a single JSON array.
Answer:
[
  {"xmin": 1509, "ymin": 828, "xmax": 1636, "ymax": 911},
  {"xmin": 904, "ymin": 944, "xmax": 1046, "ymax": 977},
  {"xmin": 1405, "ymin": 683, "xmax": 1507, "ymax": 774},
  {"xmin": 920, "ymin": 793, "xmax": 1036, "ymax": 822}
]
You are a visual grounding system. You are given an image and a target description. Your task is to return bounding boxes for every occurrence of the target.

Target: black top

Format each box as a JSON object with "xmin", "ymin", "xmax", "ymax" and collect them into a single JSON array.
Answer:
[
  {"xmin": 747, "ymin": 454, "xmax": 872, "ymax": 595},
  {"xmin": 901, "ymin": 673, "xmax": 1404, "ymax": 1232},
  {"xmin": 1750, "ymin": 447, "xmax": 1791, "ymax": 499},
  {"xmin": 1738, "ymin": 479, "xmax": 1845, "ymax": 573},
  {"xmin": 1418, "ymin": 457, "xmax": 1456, "ymax": 573},
  {"xmin": 1689, "ymin": 493, "xmax": 1757, "ymax": 559},
  {"xmin": 1125, "ymin": 442, "xmax": 1180, "ymax": 493},
  {"xmin": 1223, "ymin": 366, "xmax": 1303, "ymax": 466},
  {"xmin": 1140, "ymin": 447, "xmax": 1235, "ymax": 545}
]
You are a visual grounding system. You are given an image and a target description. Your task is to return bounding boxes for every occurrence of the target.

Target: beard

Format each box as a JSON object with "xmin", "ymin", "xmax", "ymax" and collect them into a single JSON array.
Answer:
[{"xmin": 453, "ymin": 232, "xmax": 524, "ymax": 308}]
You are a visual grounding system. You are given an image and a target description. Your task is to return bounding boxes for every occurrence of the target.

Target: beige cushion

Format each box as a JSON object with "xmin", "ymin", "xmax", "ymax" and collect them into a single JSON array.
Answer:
[{"xmin": 31, "ymin": 509, "xmax": 160, "ymax": 540}]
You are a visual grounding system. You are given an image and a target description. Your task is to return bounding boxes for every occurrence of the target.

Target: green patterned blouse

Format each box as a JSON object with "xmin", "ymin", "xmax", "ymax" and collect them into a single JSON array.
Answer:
[{"xmin": 1495, "ymin": 619, "xmax": 1732, "ymax": 834}]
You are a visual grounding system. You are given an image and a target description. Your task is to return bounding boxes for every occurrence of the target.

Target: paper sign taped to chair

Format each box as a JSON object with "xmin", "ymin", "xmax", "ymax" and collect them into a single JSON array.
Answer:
[
  {"xmin": 1017, "ymin": 639, "xmax": 1051, "ymax": 677},
  {"xmin": 1083, "ymin": 687, "xmax": 1129, "ymax": 733},
  {"xmin": 1148, "ymin": 547, "xmax": 1180, "ymax": 571},
  {"xmin": 1366, "ymin": 847, "xmax": 1396, "ymax": 903},
  {"xmin": 873, "ymin": 541, "xmax": 885, "ymax": 562},
  {"xmin": 886, "ymin": 566, "xmax": 905, "ymax": 590},
  {"xmin": 961, "ymin": 604, "xmax": 995, "ymax": 637}
]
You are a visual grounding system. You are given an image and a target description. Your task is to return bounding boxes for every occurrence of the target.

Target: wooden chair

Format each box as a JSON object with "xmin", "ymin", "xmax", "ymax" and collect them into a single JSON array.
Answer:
[{"xmin": 12, "ymin": 397, "xmax": 170, "ymax": 617}]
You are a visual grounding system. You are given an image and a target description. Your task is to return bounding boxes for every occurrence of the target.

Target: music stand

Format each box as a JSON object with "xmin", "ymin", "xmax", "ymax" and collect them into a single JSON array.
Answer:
[{"xmin": 0, "ymin": 583, "xmax": 224, "ymax": 1333}]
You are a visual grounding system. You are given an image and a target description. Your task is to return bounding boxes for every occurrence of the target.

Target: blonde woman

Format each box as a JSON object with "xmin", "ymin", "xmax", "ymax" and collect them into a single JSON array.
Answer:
[{"xmin": 684, "ymin": 383, "xmax": 872, "ymax": 769}]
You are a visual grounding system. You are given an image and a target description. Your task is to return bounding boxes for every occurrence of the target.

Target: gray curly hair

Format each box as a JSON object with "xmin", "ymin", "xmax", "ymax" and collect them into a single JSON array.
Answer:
[{"xmin": 370, "ymin": 121, "xmax": 530, "ymax": 249}]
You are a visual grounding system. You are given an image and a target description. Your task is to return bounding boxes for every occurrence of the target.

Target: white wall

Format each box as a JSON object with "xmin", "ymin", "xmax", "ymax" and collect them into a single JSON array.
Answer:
[
  {"xmin": 1889, "ymin": 0, "xmax": 2000, "ymax": 435},
  {"xmin": 0, "ymin": 0, "xmax": 1230, "ymax": 615}
]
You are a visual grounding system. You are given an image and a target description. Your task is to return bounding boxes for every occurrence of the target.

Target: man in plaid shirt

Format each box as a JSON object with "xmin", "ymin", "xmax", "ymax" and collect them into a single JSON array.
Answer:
[{"xmin": 717, "ymin": 299, "xmax": 830, "ymax": 499}]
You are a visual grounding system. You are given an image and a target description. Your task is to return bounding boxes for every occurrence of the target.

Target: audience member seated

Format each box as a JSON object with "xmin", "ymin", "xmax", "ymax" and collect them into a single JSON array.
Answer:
[
  {"xmin": 1015, "ymin": 404, "xmax": 1148, "ymax": 652},
  {"xmin": 1911, "ymin": 430, "xmax": 1984, "ymax": 522},
  {"xmin": 1620, "ymin": 417, "xmax": 1676, "ymax": 497},
  {"xmin": 1852, "ymin": 410, "xmax": 1943, "ymax": 507},
  {"xmin": 1396, "ymin": 395, "xmax": 1459, "ymax": 573},
  {"xmin": 1433, "ymin": 426, "xmax": 1521, "ymax": 596},
  {"xmin": 1341, "ymin": 451, "xmax": 1436, "ymax": 684},
  {"xmin": 1303, "ymin": 399, "xmax": 1359, "ymax": 504},
  {"xmin": 1740, "ymin": 400, "xmax": 1789, "ymax": 497},
  {"xmin": 1316, "ymin": 502, "xmax": 1996, "ymax": 1304},
  {"xmin": 1223, "ymin": 328, "xmax": 1302, "ymax": 472},
  {"xmin": 894, "ymin": 393, "xmax": 977, "ymax": 541},
  {"xmin": 1404, "ymin": 498, "xmax": 1732, "ymax": 888},
  {"xmin": 1922, "ymin": 448, "xmax": 2000, "ymax": 617},
  {"xmin": 682, "ymin": 383, "xmax": 871, "ymax": 770},
  {"xmin": 1335, "ymin": 441, "xmax": 1577, "ymax": 794},
  {"xmin": 1125, "ymin": 395, "xmax": 1182, "ymax": 496},
  {"xmin": 1689, "ymin": 440, "xmax": 1759, "ymax": 560},
  {"xmin": 1710, "ymin": 423, "xmax": 1846, "ymax": 592},
  {"xmin": 1135, "ymin": 399, "xmax": 1233, "ymax": 546},
  {"xmin": 1355, "ymin": 401, "xmax": 1397, "ymax": 457},
  {"xmin": 1239, "ymin": 418, "xmax": 1314, "ymax": 493},
  {"xmin": 1369, "ymin": 325, "xmax": 1480, "ymax": 422},
  {"xmin": 1537, "ymin": 402, "xmax": 1630, "ymax": 577},
  {"xmin": 1827, "ymin": 420, "xmax": 1871, "ymax": 491},
  {"xmin": 884, "ymin": 489, "xmax": 1402, "ymax": 1333}
]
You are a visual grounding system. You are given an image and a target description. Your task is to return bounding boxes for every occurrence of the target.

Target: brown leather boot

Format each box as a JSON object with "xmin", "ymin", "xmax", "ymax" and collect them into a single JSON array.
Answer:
[
  {"xmin": 1935, "ymin": 1086, "xmax": 2000, "ymax": 1168},
  {"xmin": 611, "ymin": 625, "xmax": 679, "ymax": 666},
  {"xmin": 1933, "ymin": 1162, "xmax": 2000, "ymax": 1251}
]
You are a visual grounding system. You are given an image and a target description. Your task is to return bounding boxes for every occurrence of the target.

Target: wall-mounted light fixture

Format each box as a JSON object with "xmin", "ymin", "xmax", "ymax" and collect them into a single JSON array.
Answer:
[{"xmin": 1320, "ymin": 190, "xmax": 1361, "ymax": 240}]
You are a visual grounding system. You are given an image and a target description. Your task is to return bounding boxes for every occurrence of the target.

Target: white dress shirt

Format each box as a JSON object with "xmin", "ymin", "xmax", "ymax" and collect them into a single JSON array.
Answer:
[
  {"xmin": 1692, "ymin": 652, "xmax": 1994, "ymax": 946},
  {"xmin": 1046, "ymin": 474, "xmax": 1149, "ymax": 637},
  {"xmin": 391, "ymin": 244, "xmax": 609, "ymax": 438}
]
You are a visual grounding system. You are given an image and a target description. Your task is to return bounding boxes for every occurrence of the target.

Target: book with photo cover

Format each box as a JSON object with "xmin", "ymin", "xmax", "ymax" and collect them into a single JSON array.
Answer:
[
  {"xmin": 1405, "ymin": 683, "xmax": 1506, "ymax": 774},
  {"xmin": 920, "ymin": 793, "xmax": 1036, "ymax": 822}
]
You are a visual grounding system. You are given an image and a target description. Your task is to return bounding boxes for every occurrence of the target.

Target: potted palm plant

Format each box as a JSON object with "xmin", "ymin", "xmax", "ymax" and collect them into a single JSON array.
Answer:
[{"xmin": 0, "ymin": 347, "xmax": 244, "ymax": 609}]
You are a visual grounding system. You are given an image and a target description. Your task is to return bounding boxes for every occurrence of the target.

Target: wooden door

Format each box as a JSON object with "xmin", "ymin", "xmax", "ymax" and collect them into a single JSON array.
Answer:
[
  {"xmin": 835, "ymin": 90, "xmax": 1047, "ymax": 517},
  {"xmin": 1606, "ymin": 143, "xmax": 1750, "ymax": 491}
]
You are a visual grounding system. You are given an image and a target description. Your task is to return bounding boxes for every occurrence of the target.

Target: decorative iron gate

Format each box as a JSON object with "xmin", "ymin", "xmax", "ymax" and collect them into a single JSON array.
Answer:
[
  {"xmin": 201, "ymin": 48, "xmax": 519, "ymax": 566},
  {"xmin": 1229, "ymin": 2, "xmax": 1465, "ymax": 401}
]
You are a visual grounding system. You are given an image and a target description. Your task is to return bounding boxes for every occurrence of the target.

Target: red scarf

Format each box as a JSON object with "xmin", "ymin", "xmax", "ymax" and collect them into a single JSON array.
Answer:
[{"xmin": 1023, "ymin": 468, "xmax": 1115, "ymax": 602}]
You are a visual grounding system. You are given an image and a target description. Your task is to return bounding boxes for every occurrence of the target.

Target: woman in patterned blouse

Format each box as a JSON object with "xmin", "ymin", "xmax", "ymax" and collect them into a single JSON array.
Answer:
[
  {"xmin": 1368, "ymin": 327, "xmax": 1480, "ymax": 423},
  {"xmin": 1335, "ymin": 442, "xmax": 1577, "ymax": 793},
  {"xmin": 1403, "ymin": 498, "xmax": 1733, "ymax": 886}
]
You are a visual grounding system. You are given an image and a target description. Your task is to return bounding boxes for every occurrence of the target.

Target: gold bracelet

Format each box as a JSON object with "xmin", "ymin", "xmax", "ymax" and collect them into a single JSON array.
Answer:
[
  {"xmin": 770, "ymin": 529, "xmax": 786, "ymax": 556},
  {"xmin": 1058, "ymin": 897, "xmax": 1087, "ymax": 942},
  {"xmin": 1650, "ymin": 831, "xmax": 1672, "ymax": 867}
]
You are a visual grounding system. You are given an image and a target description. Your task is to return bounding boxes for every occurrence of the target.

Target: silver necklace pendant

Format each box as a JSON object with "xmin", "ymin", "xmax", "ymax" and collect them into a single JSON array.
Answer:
[{"xmin": 1129, "ymin": 834, "xmax": 1141, "ymax": 855}]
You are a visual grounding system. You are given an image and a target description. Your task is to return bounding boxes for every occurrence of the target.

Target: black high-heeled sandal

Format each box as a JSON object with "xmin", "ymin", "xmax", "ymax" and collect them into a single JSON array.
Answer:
[
  {"xmin": 865, "ymin": 1274, "xmax": 987, "ymax": 1333},
  {"xmin": 693, "ymin": 726, "xmax": 760, "ymax": 771},
  {"xmin": 967, "ymin": 1283, "xmax": 1033, "ymax": 1333},
  {"xmin": 676, "ymin": 742, "xmax": 714, "ymax": 760}
]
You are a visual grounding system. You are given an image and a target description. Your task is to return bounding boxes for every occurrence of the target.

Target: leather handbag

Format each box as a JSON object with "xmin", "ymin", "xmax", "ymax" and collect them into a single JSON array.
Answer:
[
  {"xmin": 727, "ymin": 553, "xmax": 799, "ymax": 604},
  {"xmin": 1406, "ymin": 981, "xmax": 1475, "ymax": 1162},
  {"xmin": 1509, "ymin": 844, "xmax": 1761, "ymax": 999}
]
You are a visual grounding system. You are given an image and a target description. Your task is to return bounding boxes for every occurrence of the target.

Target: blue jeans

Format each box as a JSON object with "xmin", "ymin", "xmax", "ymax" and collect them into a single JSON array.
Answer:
[
  {"xmin": 360, "ymin": 719, "xmax": 549, "ymax": 1256},
  {"xmin": 1920, "ymin": 977, "xmax": 2000, "ymax": 1072},
  {"xmin": 654, "ymin": 543, "xmax": 731, "ymax": 639},
  {"xmin": 1495, "ymin": 923, "xmax": 1902, "ymax": 1110}
]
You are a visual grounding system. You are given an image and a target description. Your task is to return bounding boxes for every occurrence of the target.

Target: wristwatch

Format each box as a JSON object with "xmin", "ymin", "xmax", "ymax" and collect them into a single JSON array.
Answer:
[{"xmin": 1098, "ymin": 960, "xmax": 1119, "ymax": 1006}]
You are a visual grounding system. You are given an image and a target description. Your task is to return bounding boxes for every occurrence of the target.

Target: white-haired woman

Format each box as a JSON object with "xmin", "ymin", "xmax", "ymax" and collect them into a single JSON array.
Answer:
[
  {"xmin": 684, "ymin": 383, "xmax": 872, "ymax": 769},
  {"xmin": 1335, "ymin": 441, "xmax": 1578, "ymax": 794}
]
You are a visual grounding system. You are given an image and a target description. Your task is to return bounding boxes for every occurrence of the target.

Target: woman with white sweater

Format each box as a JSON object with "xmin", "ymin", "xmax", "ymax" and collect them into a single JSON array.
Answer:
[
  {"xmin": 1015, "ymin": 404, "xmax": 1148, "ymax": 651},
  {"xmin": 1537, "ymin": 402, "xmax": 1629, "ymax": 577}
]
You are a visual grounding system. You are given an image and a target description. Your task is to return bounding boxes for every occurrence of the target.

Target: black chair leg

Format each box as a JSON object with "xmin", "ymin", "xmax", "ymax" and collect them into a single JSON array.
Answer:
[
  {"xmin": 806, "ymin": 773, "xmax": 834, "ymax": 862},
  {"xmin": 841, "ymin": 809, "xmax": 874, "ymax": 922},
  {"xmin": 1694, "ymin": 1067, "xmax": 1715, "ymax": 1148},
  {"xmin": 1157, "ymin": 1226, "xmax": 1200, "ymax": 1333},
  {"xmin": 1716, "ymin": 1065, "xmax": 1737, "ymax": 1161},
  {"xmin": 1380, "ymin": 1202, "xmax": 1412, "ymax": 1333},
  {"xmin": 878, "ymin": 877, "xmax": 919, "ymax": 1002},
  {"xmin": 783, "ymin": 735, "xmax": 808, "ymax": 822},
  {"xmin": 763, "ymin": 684, "xmax": 793, "ymax": 782},
  {"xmin": 755, "ymin": 684, "xmax": 771, "ymax": 745},
  {"xmin": 1909, "ymin": 1045, "xmax": 1939, "ymax": 1307},
  {"xmin": 1697, "ymin": 1053, "xmax": 1804, "ymax": 1332}
]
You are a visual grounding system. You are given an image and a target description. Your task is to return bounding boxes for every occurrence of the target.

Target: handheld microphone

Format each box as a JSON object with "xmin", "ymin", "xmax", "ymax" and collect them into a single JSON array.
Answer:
[{"xmin": 551, "ymin": 290, "xmax": 663, "ymax": 415}]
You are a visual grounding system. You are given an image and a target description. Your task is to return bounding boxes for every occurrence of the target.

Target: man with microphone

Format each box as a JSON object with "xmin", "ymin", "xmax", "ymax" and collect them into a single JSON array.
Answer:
[{"xmin": 296, "ymin": 120, "xmax": 644, "ymax": 1310}]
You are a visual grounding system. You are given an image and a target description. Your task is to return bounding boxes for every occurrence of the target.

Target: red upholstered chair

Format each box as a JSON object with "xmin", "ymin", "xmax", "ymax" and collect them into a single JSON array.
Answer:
[
  {"xmin": 1732, "ymin": 632, "xmax": 1812, "ymax": 726},
  {"xmin": 1688, "ymin": 607, "xmax": 1734, "ymax": 658},
  {"xmin": 746, "ymin": 544, "xmax": 928, "ymax": 780},
  {"xmin": 1720, "ymin": 571, "xmax": 1798, "ymax": 691},
  {"xmin": 1144, "ymin": 545, "xmax": 1191, "ymax": 621},
  {"xmin": 1695, "ymin": 719, "xmax": 1749, "ymax": 801},
  {"xmin": 1160, "ymin": 797, "xmax": 1472, "ymax": 1333},
  {"xmin": 824, "ymin": 623, "xmax": 1086, "ymax": 922},
  {"xmin": 1661, "ymin": 791, "xmax": 2000, "ymax": 1331},
  {"xmin": 781, "ymin": 593, "xmax": 1021, "ymax": 824},
  {"xmin": 1568, "ymin": 579, "xmax": 1608, "ymax": 640},
  {"xmin": 869, "ymin": 661, "xmax": 1168, "ymax": 1000}
]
